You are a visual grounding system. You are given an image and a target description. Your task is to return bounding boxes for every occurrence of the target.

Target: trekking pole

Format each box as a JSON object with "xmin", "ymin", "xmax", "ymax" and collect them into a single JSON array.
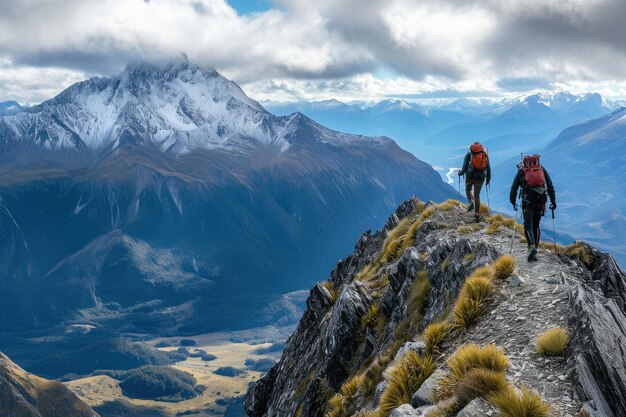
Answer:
[
  {"xmin": 509, "ymin": 197, "xmax": 520, "ymax": 255},
  {"xmin": 486, "ymin": 183, "xmax": 492, "ymax": 217},
  {"xmin": 551, "ymin": 208, "xmax": 557, "ymax": 254}
]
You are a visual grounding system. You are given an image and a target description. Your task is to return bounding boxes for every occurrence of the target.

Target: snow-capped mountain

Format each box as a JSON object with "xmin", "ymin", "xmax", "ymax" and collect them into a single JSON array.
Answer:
[
  {"xmin": 0, "ymin": 61, "xmax": 391, "ymax": 160},
  {"xmin": 0, "ymin": 60, "xmax": 456, "ymax": 377}
]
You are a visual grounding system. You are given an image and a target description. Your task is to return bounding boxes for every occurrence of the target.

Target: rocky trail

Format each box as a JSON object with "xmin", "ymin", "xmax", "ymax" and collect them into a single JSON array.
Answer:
[
  {"xmin": 425, "ymin": 208, "xmax": 582, "ymax": 416},
  {"xmin": 246, "ymin": 197, "xmax": 626, "ymax": 417}
]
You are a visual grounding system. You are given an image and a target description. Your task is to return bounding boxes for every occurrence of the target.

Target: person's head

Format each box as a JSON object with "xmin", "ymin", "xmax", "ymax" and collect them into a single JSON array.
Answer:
[{"xmin": 470, "ymin": 141, "xmax": 483, "ymax": 153}]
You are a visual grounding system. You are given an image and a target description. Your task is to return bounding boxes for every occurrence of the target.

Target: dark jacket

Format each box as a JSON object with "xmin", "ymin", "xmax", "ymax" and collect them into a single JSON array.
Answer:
[
  {"xmin": 459, "ymin": 152, "xmax": 491, "ymax": 182},
  {"xmin": 509, "ymin": 167, "xmax": 556, "ymax": 208}
]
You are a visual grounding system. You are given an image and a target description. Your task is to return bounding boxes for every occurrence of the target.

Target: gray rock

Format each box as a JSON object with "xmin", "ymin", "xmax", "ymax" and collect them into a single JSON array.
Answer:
[
  {"xmin": 411, "ymin": 370, "xmax": 445, "ymax": 408},
  {"xmin": 507, "ymin": 273, "xmax": 524, "ymax": 287},
  {"xmin": 389, "ymin": 404, "xmax": 421, "ymax": 417},
  {"xmin": 394, "ymin": 341, "xmax": 426, "ymax": 361},
  {"xmin": 569, "ymin": 281, "xmax": 626, "ymax": 417},
  {"xmin": 456, "ymin": 398, "xmax": 493, "ymax": 417},
  {"xmin": 373, "ymin": 380, "xmax": 388, "ymax": 408}
]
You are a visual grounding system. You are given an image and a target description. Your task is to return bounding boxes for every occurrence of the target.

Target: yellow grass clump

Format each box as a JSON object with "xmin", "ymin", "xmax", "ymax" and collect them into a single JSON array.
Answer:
[
  {"xmin": 322, "ymin": 281, "xmax": 338, "ymax": 302},
  {"xmin": 536, "ymin": 327, "xmax": 569, "ymax": 357},
  {"xmin": 453, "ymin": 368, "xmax": 508, "ymax": 409},
  {"xmin": 406, "ymin": 270, "xmax": 432, "ymax": 324},
  {"xmin": 378, "ymin": 352, "xmax": 435, "ymax": 416},
  {"xmin": 471, "ymin": 266, "xmax": 494, "ymax": 280},
  {"xmin": 486, "ymin": 223, "xmax": 502, "ymax": 235},
  {"xmin": 447, "ymin": 344, "xmax": 509, "ymax": 380},
  {"xmin": 493, "ymin": 255, "xmax": 516, "ymax": 280},
  {"xmin": 423, "ymin": 321, "xmax": 453, "ymax": 355},
  {"xmin": 452, "ymin": 276, "xmax": 494, "ymax": 328},
  {"xmin": 436, "ymin": 344, "xmax": 509, "ymax": 403},
  {"xmin": 489, "ymin": 386, "xmax": 552, "ymax": 417},
  {"xmin": 361, "ymin": 303, "xmax": 380, "ymax": 331},
  {"xmin": 565, "ymin": 242, "xmax": 594, "ymax": 268}
]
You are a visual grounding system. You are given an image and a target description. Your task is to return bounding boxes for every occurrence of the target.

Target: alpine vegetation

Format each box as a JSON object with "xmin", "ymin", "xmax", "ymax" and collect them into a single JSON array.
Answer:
[{"xmin": 246, "ymin": 197, "xmax": 626, "ymax": 417}]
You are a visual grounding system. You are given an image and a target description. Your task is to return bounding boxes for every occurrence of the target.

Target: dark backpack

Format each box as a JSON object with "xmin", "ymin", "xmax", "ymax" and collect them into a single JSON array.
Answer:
[{"xmin": 521, "ymin": 155, "xmax": 547, "ymax": 203}]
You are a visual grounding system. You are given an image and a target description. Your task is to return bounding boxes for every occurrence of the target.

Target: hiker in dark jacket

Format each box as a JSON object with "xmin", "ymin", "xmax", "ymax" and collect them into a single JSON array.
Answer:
[
  {"xmin": 509, "ymin": 155, "xmax": 556, "ymax": 262},
  {"xmin": 458, "ymin": 141, "xmax": 491, "ymax": 222}
]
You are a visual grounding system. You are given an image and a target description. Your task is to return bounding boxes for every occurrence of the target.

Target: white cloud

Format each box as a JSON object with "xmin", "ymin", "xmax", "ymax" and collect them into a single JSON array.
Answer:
[{"xmin": 1, "ymin": 0, "xmax": 626, "ymax": 103}]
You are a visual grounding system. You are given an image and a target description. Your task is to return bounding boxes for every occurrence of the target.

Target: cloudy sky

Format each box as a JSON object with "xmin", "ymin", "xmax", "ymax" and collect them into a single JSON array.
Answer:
[{"xmin": 1, "ymin": 0, "xmax": 626, "ymax": 104}]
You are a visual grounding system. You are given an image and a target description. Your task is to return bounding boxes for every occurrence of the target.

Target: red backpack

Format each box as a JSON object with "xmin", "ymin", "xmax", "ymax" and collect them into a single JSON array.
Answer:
[
  {"xmin": 523, "ymin": 155, "xmax": 546, "ymax": 188},
  {"xmin": 469, "ymin": 143, "xmax": 488, "ymax": 171}
]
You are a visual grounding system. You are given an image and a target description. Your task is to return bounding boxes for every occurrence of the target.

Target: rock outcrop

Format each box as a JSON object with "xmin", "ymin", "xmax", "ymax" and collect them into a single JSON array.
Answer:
[
  {"xmin": 246, "ymin": 197, "xmax": 626, "ymax": 417},
  {"xmin": 0, "ymin": 351, "xmax": 98, "ymax": 417},
  {"xmin": 569, "ymin": 246, "xmax": 626, "ymax": 417}
]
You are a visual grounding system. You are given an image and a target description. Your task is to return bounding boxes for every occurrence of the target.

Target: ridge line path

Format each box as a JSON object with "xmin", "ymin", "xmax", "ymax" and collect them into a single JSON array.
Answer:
[{"xmin": 432, "ymin": 208, "xmax": 581, "ymax": 416}]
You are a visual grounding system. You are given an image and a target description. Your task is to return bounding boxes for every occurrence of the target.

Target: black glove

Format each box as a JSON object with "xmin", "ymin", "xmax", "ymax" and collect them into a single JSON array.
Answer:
[
  {"xmin": 511, "ymin": 201, "xmax": 518, "ymax": 211},
  {"xmin": 549, "ymin": 202, "xmax": 556, "ymax": 210},
  {"xmin": 457, "ymin": 170, "xmax": 463, "ymax": 176}
]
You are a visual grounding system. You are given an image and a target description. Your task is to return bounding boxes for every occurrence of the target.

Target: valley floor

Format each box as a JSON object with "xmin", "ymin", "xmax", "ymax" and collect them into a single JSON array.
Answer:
[{"xmin": 65, "ymin": 326, "xmax": 291, "ymax": 417}]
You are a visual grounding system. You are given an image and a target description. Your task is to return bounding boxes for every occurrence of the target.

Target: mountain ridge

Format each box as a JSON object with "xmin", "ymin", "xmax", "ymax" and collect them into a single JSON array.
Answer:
[{"xmin": 245, "ymin": 197, "xmax": 626, "ymax": 417}]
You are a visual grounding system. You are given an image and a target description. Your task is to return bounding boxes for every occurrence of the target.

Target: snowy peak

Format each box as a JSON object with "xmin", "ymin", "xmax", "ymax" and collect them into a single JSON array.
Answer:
[
  {"xmin": 0, "ymin": 60, "xmax": 395, "ymax": 162},
  {"xmin": 0, "ymin": 60, "xmax": 281, "ymax": 156}
]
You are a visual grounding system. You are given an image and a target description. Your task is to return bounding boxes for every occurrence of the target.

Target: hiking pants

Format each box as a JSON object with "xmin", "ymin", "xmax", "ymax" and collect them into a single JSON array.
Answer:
[
  {"xmin": 465, "ymin": 178, "xmax": 484, "ymax": 214},
  {"xmin": 522, "ymin": 204, "xmax": 543, "ymax": 248}
]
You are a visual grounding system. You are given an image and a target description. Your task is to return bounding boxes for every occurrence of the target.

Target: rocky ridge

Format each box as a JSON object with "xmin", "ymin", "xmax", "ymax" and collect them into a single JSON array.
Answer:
[
  {"xmin": 0, "ymin": 352, "xmax": 98, "ymax": 417},
  {"xmin": 245, "ymin": 197, "xmax": 626, "ymax": 417}
]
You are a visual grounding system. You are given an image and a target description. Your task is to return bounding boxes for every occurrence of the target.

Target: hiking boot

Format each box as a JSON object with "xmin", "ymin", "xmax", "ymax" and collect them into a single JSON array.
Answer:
[
  {"xmin": 474, "ymin": 213, "xmax": 481, "ymax": 223},
  {"xmin": 527, "ymin": 245, "xmax": 538, "ymax": 262},
  {"xmin": 466, "ymin": 202, "xmax": 474, "ymax": 212}
]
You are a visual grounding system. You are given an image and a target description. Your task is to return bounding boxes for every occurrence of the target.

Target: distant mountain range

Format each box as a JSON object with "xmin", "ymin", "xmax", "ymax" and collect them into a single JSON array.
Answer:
[
  {"xmin": 0, "ymin": 60, "xmax": 454, "ymax": 376},
  {"xmin": 265, "ymin": 92, "xmax": 624, "ymax": 172},
  {"xmin": 489, "ymin": 107, "xmax": 626, "ymax": 264},
  {"xmin": 267, "ymin": 94, "xmax": 626, "ymax": 265}
]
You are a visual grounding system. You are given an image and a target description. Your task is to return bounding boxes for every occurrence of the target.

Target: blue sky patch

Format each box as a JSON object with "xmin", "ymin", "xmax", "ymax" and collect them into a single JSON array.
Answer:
[{"xmin": 227, "ymin": 0, "xmax": 273, "ymax": 15}]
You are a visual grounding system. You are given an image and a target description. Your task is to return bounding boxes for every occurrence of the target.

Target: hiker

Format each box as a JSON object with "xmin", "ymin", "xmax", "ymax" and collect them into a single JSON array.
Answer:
[
  {"xmin": 509, "ymin": 154, "xmax": 556, "ymax": 262},
  {"xmin": 458, "ymin": 141, "xmax": 491, "ymax": 222}
]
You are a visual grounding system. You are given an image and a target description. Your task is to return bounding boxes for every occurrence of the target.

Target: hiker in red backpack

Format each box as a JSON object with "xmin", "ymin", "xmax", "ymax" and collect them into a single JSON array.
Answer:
[
  {"xmin": 509, "ymin": 155, "xmax": 556, "ymax": 262},
  {"xmin": 458, "ymin": 141, "xmax": 491, "ymax": 222}
]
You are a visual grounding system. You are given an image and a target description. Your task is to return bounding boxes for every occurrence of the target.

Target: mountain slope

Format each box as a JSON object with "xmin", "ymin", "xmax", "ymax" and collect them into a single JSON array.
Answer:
[
  {"xmin": 489, "ymin": 107, "xmax": 626, "ymax": 264},
  {"xmin": 0, "ymin": 351, "xmax": 98, "ymax": 417},
  {"xmin": 0, "ymin": 60, "xmax": 455, "ymax": 377},
  {"xmin": 245, "ymin": 198, "xmax": 626, "ymax": 417}
]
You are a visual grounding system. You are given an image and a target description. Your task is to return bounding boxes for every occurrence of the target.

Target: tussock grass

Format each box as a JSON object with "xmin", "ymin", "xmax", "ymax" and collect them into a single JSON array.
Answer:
[
  {"xmin": 423, "ymin": 321, "xmax": 453, "ymax": 354},
  {"xmin": 357, "ymin": 353, "xmax": 393, "ymax": 396},
  {"xmin": 471, "ymin": 266, "xmax": 494, "ymax": 280},
  {"xmin": 447, "ymin": 344, "xmax": 509, "ymax": 380},
  {"xmin": 493, "ymin": 255, "xmax": 516, "ymax": 280},
  {"xmin": 463, "ymin": 253, "xmax": 476, "ymax": 264},
  {"xmin": 436, "ymin": 344, "xmax": 509, "ymax": 403},
  {"xmin": 361, "ymin": 304, "xmax": 380, "ymax": 331},
  {"xmin": 294, "ymin": 404, "xmax": 303, "ymax": 417},
  {"xmin": 325, "ymin": 375, "xmax": 363, "ymax": 417},
  {"xmin": 458, "ymin": 224, "xmax": 482, "ymax": 234},
  {"xmin": 539, "ymin": 241, "xmax": 566, "ymax": 253},
  {"xmin": 453, "ymin": 368, "xmax": 508, "ymax": 409},
  {"xmin": 340, "ymin": 375, "xmax": 362, "ymax": 398},
  {"xmin": 452, "ymin": 276, "xmax": 494, "ymax": 328},
  {"xmin": 536, "ymin": 327, "xmax": 569, "ymax": 357},
  {"xmin": 378, "ymin": 352, "xmax": 435, "ymax": 416},
  {"xmin": 565, "ymin": 242, "xmax": 594, "ymax": 268},
  {"xmin": 486, "ymin": 223, "xmax": 502, "ymax": 235},
  {"xmin": 406, "ymin": 270, "xmax": 432, "ymax": 324},
  {"xmin": 489, "ymin": 386, "xmax": 551, "ymax": 417},
  {"xmin": 479, "ymin": 203, "xmax": 490, "ymax": 216},
  {"xmin": 322, "ymin": 281, "xmax": 338, "ymax": 302}
]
